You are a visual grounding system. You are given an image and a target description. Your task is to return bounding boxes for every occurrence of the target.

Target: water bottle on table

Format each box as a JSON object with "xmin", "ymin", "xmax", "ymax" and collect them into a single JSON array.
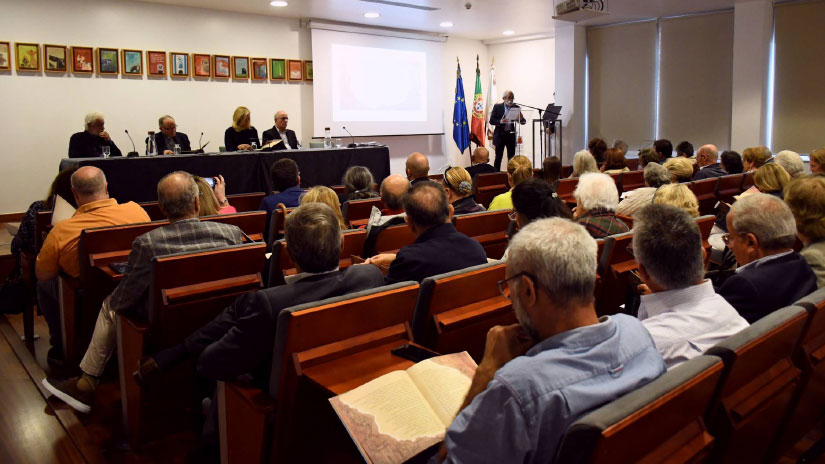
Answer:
[
  {"xmin": 147, "ymin": 131, "xmax": 157, "ymax": 156},
  {"xmin": 324, "ymin": 127, "xmax": 332, "ymax": 148}
]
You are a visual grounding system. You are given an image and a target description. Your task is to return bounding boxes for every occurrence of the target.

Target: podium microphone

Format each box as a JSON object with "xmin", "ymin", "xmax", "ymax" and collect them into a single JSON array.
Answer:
[
  {"xmin": 343, "ymin": 126, "xmax": 356, "ymax": 148},
  {"xmin": 199, "ymin": 132, "xmax": 204, "ymax": 149},
  {"xmin": 124, "ymin": 129, "xmax": 139, "ymax": 157}
]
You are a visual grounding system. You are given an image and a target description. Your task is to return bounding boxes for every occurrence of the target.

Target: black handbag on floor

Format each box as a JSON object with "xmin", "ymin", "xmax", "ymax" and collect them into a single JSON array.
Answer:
[{"xmin": 0, "ymin": 263, "xmax": 30, "ymax": 315}]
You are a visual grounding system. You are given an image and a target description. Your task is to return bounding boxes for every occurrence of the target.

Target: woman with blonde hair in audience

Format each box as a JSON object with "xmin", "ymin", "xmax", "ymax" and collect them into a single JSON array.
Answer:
[
  {"xmin": 195, "ymin": 175, "xmax": 236, "ymax": 216},
  {"xmin": 810, "ymin": 148, "xmax": 825, "ymax": 176},
  {"xmin": 742, "ymin": 146, "xmax": 771, "ymax": 172},
  {"xmin": 664, "ymin": 157, "xmax": 694, "ymax": 183},
  {"xmin": 601, "ymin": 148, "xmax": 630, "ymax": 175},
  {"xmin": 569, "ymin": 150, "xmax": 599, "ymax": 178},
  {"xmin": 653, "ymin": 184, "xmax": 700, "ymax": 218},
  {"xmin": 489, "ymin": 155, "xmax": 533, "ymax": 211},
  {"xmin": 224, "ymin": 106, "xmax": 259, "ymax": 152},
  {"xmin": 785, "ymin": 175, "xmax": 825, "ymax": 287},
  {"xmin": 753, "ymin": 163, "xmax": 791, "ymax": 199},
  {"xmin": 443, "ymin": 166, "xmax": 485, "ymax": 215},
  {"xmin": 300, "ymin": 186, "xmax": 347, "ymax": 230}
]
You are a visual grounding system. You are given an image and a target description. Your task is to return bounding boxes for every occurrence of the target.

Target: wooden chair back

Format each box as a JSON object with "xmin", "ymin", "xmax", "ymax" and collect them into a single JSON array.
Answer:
[
  {"xmin": 137, "ymin": 201, "xmax": 166, "ymax": 221},
  {"xmin": 34, "ymin": 210, "xmax": 53, "ymax": 254},
  {"xmin": 341, "ymin": 198, "xmax": 384, "ymax": 228},
  {"xmin": 474, "ymin": 172, "xmax": 509, "ymax": 208},
  {"xmin": 561, "ymin": 165, "xmax": 574, "ymax": 178},
  {"xmin": 741, "ymin": 171, "xmax": 755, "ymax": 190},
  {"xmin": 619, "ymin": 170, "xmax": 645, "ymax": 192},
  {"xmin": 688, "ymin": 178, "xmax": 720, "ymax": 216},
  {"xmin": 624, "ymin": 157, "xmax": 640, "ymax": 171},
  {"xmin": 609, "ymin": 172, "xmax": 624, "ymax": 195},
  {"xmin": 226, "ymin": 192, "xmax": 266, "ymax": 212},
  {"xmin": 595, "ymin": 231, "xmax": 635, "ymax": 316},
  {"xmin": 556, "ymin": 178, "xmax": 579, "ymax": 205},
  {"xmin": 453, "ymin": 210, "xmax": 511, "ymax": 260},
  {"xmin": 266, "ymin": 204, "xmax": 293, "ymax": 247},
  {"xmin": 267, "ymin": 230, "xmax": 367, "ymax": 287},
  {"xmin": 202, "ymin": 211, "xmax": 266, "ymax": 242},
  {"xmin": 330, "ymin": 185, "xmax": 347, "ymax": 196},
  {"xmin": 715, "ymin": 174, "xmax": 744, "ymax": 205},
  {"xmin": 373, "ymin": 223, "xmax": 416, "ymax": 254}
]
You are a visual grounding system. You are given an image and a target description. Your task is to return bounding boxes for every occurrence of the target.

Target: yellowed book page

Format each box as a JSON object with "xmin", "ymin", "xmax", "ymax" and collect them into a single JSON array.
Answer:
[{"xmin": 407, "ymin": 352, "xmax": 477, "ymax": 426}]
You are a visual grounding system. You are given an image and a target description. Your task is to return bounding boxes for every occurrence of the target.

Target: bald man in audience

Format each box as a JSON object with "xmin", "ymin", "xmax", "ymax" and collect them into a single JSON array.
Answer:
[
  {"xmin": 406, "ymin": 152, "xmax": 431, "ymax": 185},
  {"xmin": 465, "ymin": 147, "xmax": 498, "ymax": 178},
  {"xmin": 35, "ymin": 166, "xmax": 150, "ymax": 361},
  {"xmin": 362, "ymin": 174, "xmax": 411, "ymax": 257},
  {"xmin": 437, "ymin": 218, "xmax": 665, "ymax": 463},
  {"xmin": 693, "ymin": 144, "xmax": 726, "ymax": 180},
  {"xmin": 42, "ymin": 171, "xmax": 243, "ymax": 414}
]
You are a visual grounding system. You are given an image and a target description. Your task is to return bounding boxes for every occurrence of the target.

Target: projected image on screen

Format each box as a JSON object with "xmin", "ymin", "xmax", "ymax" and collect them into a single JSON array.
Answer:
[{"xmin": 331, "ymin": 44, "xmax": 427, "ymax": 122}]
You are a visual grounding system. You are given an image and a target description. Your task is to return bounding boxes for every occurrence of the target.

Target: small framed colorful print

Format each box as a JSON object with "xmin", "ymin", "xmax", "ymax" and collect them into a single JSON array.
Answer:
[
  {"xmin": 97, "ymin": 47, "xmax": 119, "ymax": 74},
  {"xmin": 122, "ymin": 49, "xmax": 142, "ymax": 75},
  {"xmin": 71, "ymin": 46, "xmax": 94, "ymax": 73},
  {"xmin": 213, "ymin": 55, "xmax": 230, "ymax": 78},
  {"xmin": 303, "ymin": 60, "xmax": 313, "ymax": 81},
  {"xmin": 193, "ymin": 53, "xmax": 210, "ymax": 77},
  {"xmin": 146, "ymin": 50, "xmax": 166, "ymax": 76},
  {"xmin": 232, "ymin": 56, "xmax": 249, "ymax": 79},
  {"xmin": 0, "ymin": 42, "xmax": 9, "ymax": 70},
  {"xmin": 171, "ymin": 52, "xmax": 189, "ymax": 77},
  {"xmin": 251, "ymin": 57, "xmax": 267, "ymax": 80},
  {"xmin": 15, "ymin": 43, "xmax": 40, "ymax": 71},
  {"xmin": 270, "ymin": 58, "xmax": 285, "ymax": 80},
  {"xmin": 287, "ymin": 59, "xmax": 302, "ymax": 81},
  {"xmin": 44, "ymin": 44, "xmax": 67, "ymax": 73}
]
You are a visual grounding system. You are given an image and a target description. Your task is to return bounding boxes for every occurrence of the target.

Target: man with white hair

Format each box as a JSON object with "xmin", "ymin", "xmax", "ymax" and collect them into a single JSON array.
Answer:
[
  {"xmin": 719, "ymin": 193, "xmax": 817, "ymax": 323},
  {"xmin": 68, "ymin": 112, "xmax": 123, "ymax": 158},
  {"xmin": 634, "ymin": 204, "xmax": 748, "ymax": 369},
  {"xmin": 775, "ymin": 150, "xmax": 806, "ymax": 178},
  {"xmin": 573, "ymin": 172, "xmax": 629, "ymax": 238},
  {"xmin": 261, "ymin": 110, "xmax": 300, "ymax": 150},
  {"xmin": 693, "ymin": 144, "xmax": 726, "ymax": 180},
  {"xmin": 437, "ymin": 218, "xmax": 665, "ymax": 463}
]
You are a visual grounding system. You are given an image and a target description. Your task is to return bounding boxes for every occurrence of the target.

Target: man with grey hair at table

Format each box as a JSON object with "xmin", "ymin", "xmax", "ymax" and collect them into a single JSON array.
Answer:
[
  {"xmin": 436, "ymin": 218, "xmax": 665, "ymax": 463},
  {"xmin": 68, "ymin": 112, "xmax": 123, "ymax": 158}
]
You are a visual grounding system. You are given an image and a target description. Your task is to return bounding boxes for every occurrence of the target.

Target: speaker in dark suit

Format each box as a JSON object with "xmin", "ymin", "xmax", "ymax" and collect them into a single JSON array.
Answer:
[
  {"xmin": 147, "ymin": 115, "xmax": 191, "ymax": 154},
  {"xmin": 261, "ymin": 110, "xmax": 300, "ymax": 149},
  {"xmin": 488, "ymin": 90, "xmax": 526, "ymax": 170}
]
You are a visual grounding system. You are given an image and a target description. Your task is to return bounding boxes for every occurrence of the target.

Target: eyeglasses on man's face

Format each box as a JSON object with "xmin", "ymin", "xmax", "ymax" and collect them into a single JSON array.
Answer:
[{"xmin": 497, "ymin": 271, "xmax": 535, "ymax": 299}]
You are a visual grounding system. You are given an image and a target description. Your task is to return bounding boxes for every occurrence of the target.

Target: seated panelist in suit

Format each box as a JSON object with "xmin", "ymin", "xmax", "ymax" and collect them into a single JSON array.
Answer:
[
  {"xmin": 261, "ymin": 110, "xmax": 300, "ymax": 150},
  {"xmin": 488, "ymin": 90, "xmax": 526, "ymax": 171},
  {"xmin": 68, "ymin": 112, "xmax": 123, "ymax": 158},
  {"xmin": 146, "ymin": 115, "xmax": 191, "ymax": 154},
  {"xmin": 224, "ymin": 106, "xmax": 259, "ymax": 152}
]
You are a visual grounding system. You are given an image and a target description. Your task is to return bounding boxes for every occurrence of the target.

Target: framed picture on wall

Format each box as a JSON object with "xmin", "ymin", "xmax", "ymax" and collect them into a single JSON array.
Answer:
[
  {"xmin": 232, "ymin": 56, "xmax": 249, "ymax": 79},
  {"xmin": 303, "ymin": 60, "xmax": 313, "ymax": 81},
  {"xmin": 287, "ymin": 59, "xmax": 302, "ymax": 81},
  {"xmin": 97, "ymin": 47, "xmax": 119, "ymax": 74},
  {"xmin": 15, "ymin": 43, "xmax": 40, "ymax": 71},
  {"xmin": 71, "ymin": 46, "xmax": 94, "ymax": 73},
  {"xmin": 146, "ymin": 50, "xmax": 166, "ymax": 76},
  {"xmin": 270, "ymin": 58, "xmax": 285, "ymax": 80},
  {"xmin": 251, "ymin": 57, "xmax": 267, "ymax": 80},
  {"xmin": 44, "ymin": 44, "xmax": 68, "ymax": 73},
  {"xmin": 0, "ymin": 42, "xmax": 9, "ymax": 70},
  {"xmin": 193, "ymin": 53, "xmax": 210, "ymax": 77},
  {"xmin": 122, "ymin": 49, "xmax": 143, "ymax": 75},
  {"xmin": 213, "ymin": 55, "xmax": 230, "ymax": 78},
  {"xmin": 171, "ymin": 52, "xmax": 189, "ymax": 77}
]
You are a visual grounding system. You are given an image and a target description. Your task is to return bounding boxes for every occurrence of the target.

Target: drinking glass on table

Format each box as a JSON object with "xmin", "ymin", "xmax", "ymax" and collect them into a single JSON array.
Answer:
[
  {"xmin": 334, "ymin": 138, "xmax": 343, "ymax": 148},
  {"xmin": 101, "ymin": 146, "xmax": 110, "ymax": 158},
  {"xmin": 173, "ymin": 144, "xmax": 181, "ymax": 155},
  {"xmin": 251, "ymin": 141, "xmax": 258, "ymax": 150}
]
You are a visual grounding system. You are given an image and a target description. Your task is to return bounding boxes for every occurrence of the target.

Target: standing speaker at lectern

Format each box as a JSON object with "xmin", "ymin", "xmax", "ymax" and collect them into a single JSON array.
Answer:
[{"xmin": 489, "ymin": 90, "xmax": 526, "ymax": 171}]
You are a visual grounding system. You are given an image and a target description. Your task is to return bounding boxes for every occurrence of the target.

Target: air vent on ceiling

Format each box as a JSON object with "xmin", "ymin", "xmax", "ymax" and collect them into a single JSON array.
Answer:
[{"xmin": 360, "ymin": 0, "xmax": 440, "ymax": 11}]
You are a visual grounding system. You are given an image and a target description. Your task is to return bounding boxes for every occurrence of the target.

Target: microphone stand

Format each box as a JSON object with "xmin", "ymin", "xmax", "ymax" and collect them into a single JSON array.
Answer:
[
  {"xmin": 514, "ymin": 102, "xmax": 547, "ymax": 165},
  {"xmin": 124, "ymin": 130, "xmax": 139, "ymax": 157},
  {"xmin": 343, "ymin": 126, "xmax": 356, "ymax": 148}
]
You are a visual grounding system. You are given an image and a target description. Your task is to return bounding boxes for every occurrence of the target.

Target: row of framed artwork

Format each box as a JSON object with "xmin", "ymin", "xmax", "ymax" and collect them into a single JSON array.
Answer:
[{"xmin": 0, "ymin": 42, "xmax": 313, "ymax": 81}]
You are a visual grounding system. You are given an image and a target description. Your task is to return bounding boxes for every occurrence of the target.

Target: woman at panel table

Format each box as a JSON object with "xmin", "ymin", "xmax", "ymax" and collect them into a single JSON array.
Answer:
[
  {"xmin": 195, "ymin": 175, "xmax": 237, "ymax": 215},
  {"xmin": 224, "ymin": 106, "xmax": 259, "ymax": 152}
]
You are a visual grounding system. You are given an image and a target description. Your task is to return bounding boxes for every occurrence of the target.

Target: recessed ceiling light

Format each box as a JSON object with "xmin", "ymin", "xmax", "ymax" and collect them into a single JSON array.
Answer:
[
  {"xmin": 270, "ymin": 1, "xmax": 288, "ymax": 6},
  {"xmin": 502, "ymin": 30, "xmax": 515, "ymax": 35},
  {"xmin": 440, "ymin": 21, "xmax": 454, "ymax": 27},
  {"xmin": 364, "ymin": 12, "xmax": 380, "ymax": 18}
]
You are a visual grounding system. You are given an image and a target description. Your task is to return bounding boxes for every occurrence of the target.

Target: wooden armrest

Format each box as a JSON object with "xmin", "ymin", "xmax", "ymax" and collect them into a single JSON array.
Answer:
[
  {"xmin": 161, "ymin": 274, "xmax": 262, "ymax": 305},
  {"xmin": 88, "ymin": 250, "xmax": 131, "ymax": 267},
  {"xmin": 478, "ymin": 185, "xmax": 506, "ymax": 193},
  {"xmin": 810, "ymin": 344, "xmax": 825, "ymax": 365},
  {"xmin": 434, "ymin": 296, "xmax": 512, "ymax": 332},
  {"xmin": 470, "ymin": 232, "xmax": 508, "ymax": 243},
  {"xmin": 610, "ymin": 260, "xmax": 638, "ymax": 275},
  {"xmin": 122, "ymin": 316, "xmax": 150, "ymax": 333},
  {"xmin": 728, "ymin": 359, "xmax": 799, "ymax": 422},
  {"xmin": 225, "ymin": 381, "xmax": 276, "ymax": 413}
]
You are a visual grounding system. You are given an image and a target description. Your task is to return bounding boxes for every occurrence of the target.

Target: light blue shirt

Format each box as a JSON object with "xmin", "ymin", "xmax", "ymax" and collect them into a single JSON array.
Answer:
[{"xmin": 441, "ymin": 314, "xmax": 666, "ymax": 464}]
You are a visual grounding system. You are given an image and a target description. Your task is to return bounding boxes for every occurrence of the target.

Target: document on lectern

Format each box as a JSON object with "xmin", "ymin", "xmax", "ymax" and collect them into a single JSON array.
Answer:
[
  {"xmin": 329, "ymin": 351, "xmax": 477, "ymax": 464},
  {"xmin": 504, "ymin": 106, "xmax": 521, "ymax": 122}
]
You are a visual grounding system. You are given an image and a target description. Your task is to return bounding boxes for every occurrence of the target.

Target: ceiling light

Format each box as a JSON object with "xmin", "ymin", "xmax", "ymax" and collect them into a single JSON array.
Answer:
[
  {"xmin": 364, "ymin": 12, "xmax": 380, "ymax": 18},
  {"xmin": 440, "ymin": 21, "xmax": 454, "ymax": 27},
  {"xmin": 502, "ymin": 30, "xmax": 515, "ymax": 35},
  {"xmin": 270, "ymin": 1, "xmax": 288, "ymax": 6}
]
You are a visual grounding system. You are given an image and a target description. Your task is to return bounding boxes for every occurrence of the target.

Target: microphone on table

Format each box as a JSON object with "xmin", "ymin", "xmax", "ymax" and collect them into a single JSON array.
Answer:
[
  {"xmin": 343, "ymin": 126, "xmax": 356, "ymax": 148},
  {"xmin": 124, "ymin": 130, "xmax": 139, "ymax": 157},
  {"xmin": 196, "ymin": 132, "xmax": 206, "ymax": 154}
]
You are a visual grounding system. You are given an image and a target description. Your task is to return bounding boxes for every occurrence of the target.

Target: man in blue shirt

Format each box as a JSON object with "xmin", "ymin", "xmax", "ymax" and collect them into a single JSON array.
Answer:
[
  {"xmin": 437, "ymin": 218, "xmax": 666, "ymax": 464},
  {"xmin": 259, "ymin": 158, "xmax": 304, "ymax": 225}
]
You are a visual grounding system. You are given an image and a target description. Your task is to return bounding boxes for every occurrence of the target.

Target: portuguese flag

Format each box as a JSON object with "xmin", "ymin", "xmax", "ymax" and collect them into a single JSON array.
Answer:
[{"xmin": 470, "ymin": 55, "xmax": 485, "ymax": 147}]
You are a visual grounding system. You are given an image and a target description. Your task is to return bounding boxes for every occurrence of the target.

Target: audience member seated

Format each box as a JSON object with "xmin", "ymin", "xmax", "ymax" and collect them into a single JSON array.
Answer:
[
  {"xmin": 652, "ymin": 184, "xmax": 700, "ymax": 218},
  {"xmin": 443, "ymin": 166, "xmax": 485, "ymax": 215},
  {"xmin": 195, "ymin": 175, "xmax": 236, "ymax": 215},
  {"xmin": 720, "ymin": 150, "xmax": 744, "ymax": 174},
  {"xmin": 718, "ymin": 193, "xmax": 817, "ymax": 323},
  {"xmin": 68, "ymin": 112, "xmax": 123, "ymax": 158},
  {"xmin": 342, "ymin": 166, "xmax": 379, "ymax": 202},
  {"xmin": 742, "ymin": 146, "xmax": 771, "ymax": 172},
  {"xmin": 664, "ymin": 157, "xmax": 694, "ymax": 183},
  {"xmin": 616, "ymin": 163, "xmax": 670, "ymax": 217},
  {"xmin": 261, "ymin": 110, "xmax": 300, "ymax": 150},
  {"xmin": 42, "ymin": 172, "xmax": 244, "ymax": 413},
  {"xmin": 300, "ymin": 186, "xmax": 346, "ymax": 230},
  {"xmin": 437, "ymin": 218, "xmax": 666, "ymax": 463},
  {"xmin": 752, "ymin": 163, "xmax": 791, "ymax": 199},
  {"xmin": 588, "ymin": 137, "xmax": 608, "ymax": 163},
  {"xmin": 676, "ymin": 140, "xmax": 694, "ymax": 158},
  {"xmin": 406, "ymin": 152, "xmax": 431, "ymax": 185},
  {"xmin": 638, "ymin": 148, "xmax": 660, "ymax": 169},
  {"xmin": 774, "ymin": 150, "xmax": 805, "ymax": 178},
  {"xmin": 12, "ymin": 168, "xmax": 77, "ymax": 258},
  {"xmin": 366, "ymin": 182, "xmax": 487, "ymax": 284},
  {"xmin": 810, "ymin": 148, "xmax": 825, "ymax": 176},
  {"xmin": 784, "ymin": 176, "xmax": 825, "ymax": 288},
  {"xmin": 540, "ymin": 156, "xmax": 562, "ymax": 185},
  {"xmin": 501, "ymin": 179, "xmax": 573, "ymax": 260},
  {"xmin": 465, "ymin": 147, "xmax": 498, "ymax": 178},
  {"xmin": 259, "ymin": 158, "xmax": 304, "ymax": 225},
  {"xmin": 361, "ymin": 175, "xmax": 411, "ymax": 257},
  {"xmin": 224, "ymin": 106, "xmax": 259, "ymax": 151},
  {"xmin": 35, "ymin": 167, "xmax": 150, "ymax": 359},
  {"xmin": 573, "ymin": 172, "xmax": 629, "ymax": 238},
  {"xmin": 633, "ymin": 204, "xmax": 749, "ymax": 369},
  {"xmin": 654, "ymin": 138, "xmax": 674, "ymax": 161},
  {"xmin": 489, "ymin": 155, "xmax": 533, "ymax": 211},
  {"xmin": 600, "ymin": 148, "xmax": 630, "ymax": 174},
  {"xmin": 612, "ymin": 139, "xmax": 628, "ymax": 156},
  {"xmin": 569, "ymin": 150, "xmax": 599, "ymax": 178},
  {"xmin": 150, "ymin": 115, "xmax": 191, "ymax": 154},
  {"xmin": 693, "ymin": 144, "xmax": 726, "ymax": 180}
]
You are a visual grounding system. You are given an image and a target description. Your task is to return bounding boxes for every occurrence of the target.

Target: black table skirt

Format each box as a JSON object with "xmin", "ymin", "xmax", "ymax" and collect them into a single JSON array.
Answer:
[{"xmin": 59, "ymin": 147, "xmax": 391, "ymax": 204}]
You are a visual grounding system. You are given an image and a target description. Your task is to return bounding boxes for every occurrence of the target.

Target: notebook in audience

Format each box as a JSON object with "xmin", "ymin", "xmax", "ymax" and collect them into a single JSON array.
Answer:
[
  {"xmin": 108, "ymin": 261, "xmax": 129, "ymax": 275},
  {"xmin": 52, "ymin": 194, "xmax": 76, "ymax": 225},
  {"xmin": 329, "ymin": 351, "xmax": 476, "ymax": 464}
]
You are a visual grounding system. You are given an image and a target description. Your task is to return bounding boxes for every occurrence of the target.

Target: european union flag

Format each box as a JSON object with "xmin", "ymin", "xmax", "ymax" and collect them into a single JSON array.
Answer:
[{"xmin": 453, "ymin": 60, "xmax": 470, "ymax": 155}]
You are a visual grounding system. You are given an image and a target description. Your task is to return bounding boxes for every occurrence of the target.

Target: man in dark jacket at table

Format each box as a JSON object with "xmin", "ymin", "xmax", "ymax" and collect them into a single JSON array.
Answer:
[
  {"xmin": 147, "ymin": 115, "xmax": 191, "ymax": 154},
  {"xmin": 68, "ymin": 112, "xmax": 122, "ymax": 158}
]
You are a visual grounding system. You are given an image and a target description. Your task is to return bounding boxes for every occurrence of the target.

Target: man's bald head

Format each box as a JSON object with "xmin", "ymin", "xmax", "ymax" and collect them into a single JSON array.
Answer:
[
  {"xmin": 472, "ymin": 147, "xmax": 490, "ymax": 165},
  {"xmin": 403, "ymin": 181, "xmax": 450, "ymax": 230},
  {"xmin": 157, "ymin": 171, "xmax": 199, "ymax": 221},
  {"xmin": 70, "ymin": 166, "xmax": 108, "ymax": 205},
  {"xmin": 406, "ymin": 152, "xmax": 430, "ymax": 180},
  {"xmin": 697, "ymin": 144, "xmax": 719, "ymax": 167},
  {"xmin": 380, "ymin": 174, "xmax": 411, "ymax": 211}
]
